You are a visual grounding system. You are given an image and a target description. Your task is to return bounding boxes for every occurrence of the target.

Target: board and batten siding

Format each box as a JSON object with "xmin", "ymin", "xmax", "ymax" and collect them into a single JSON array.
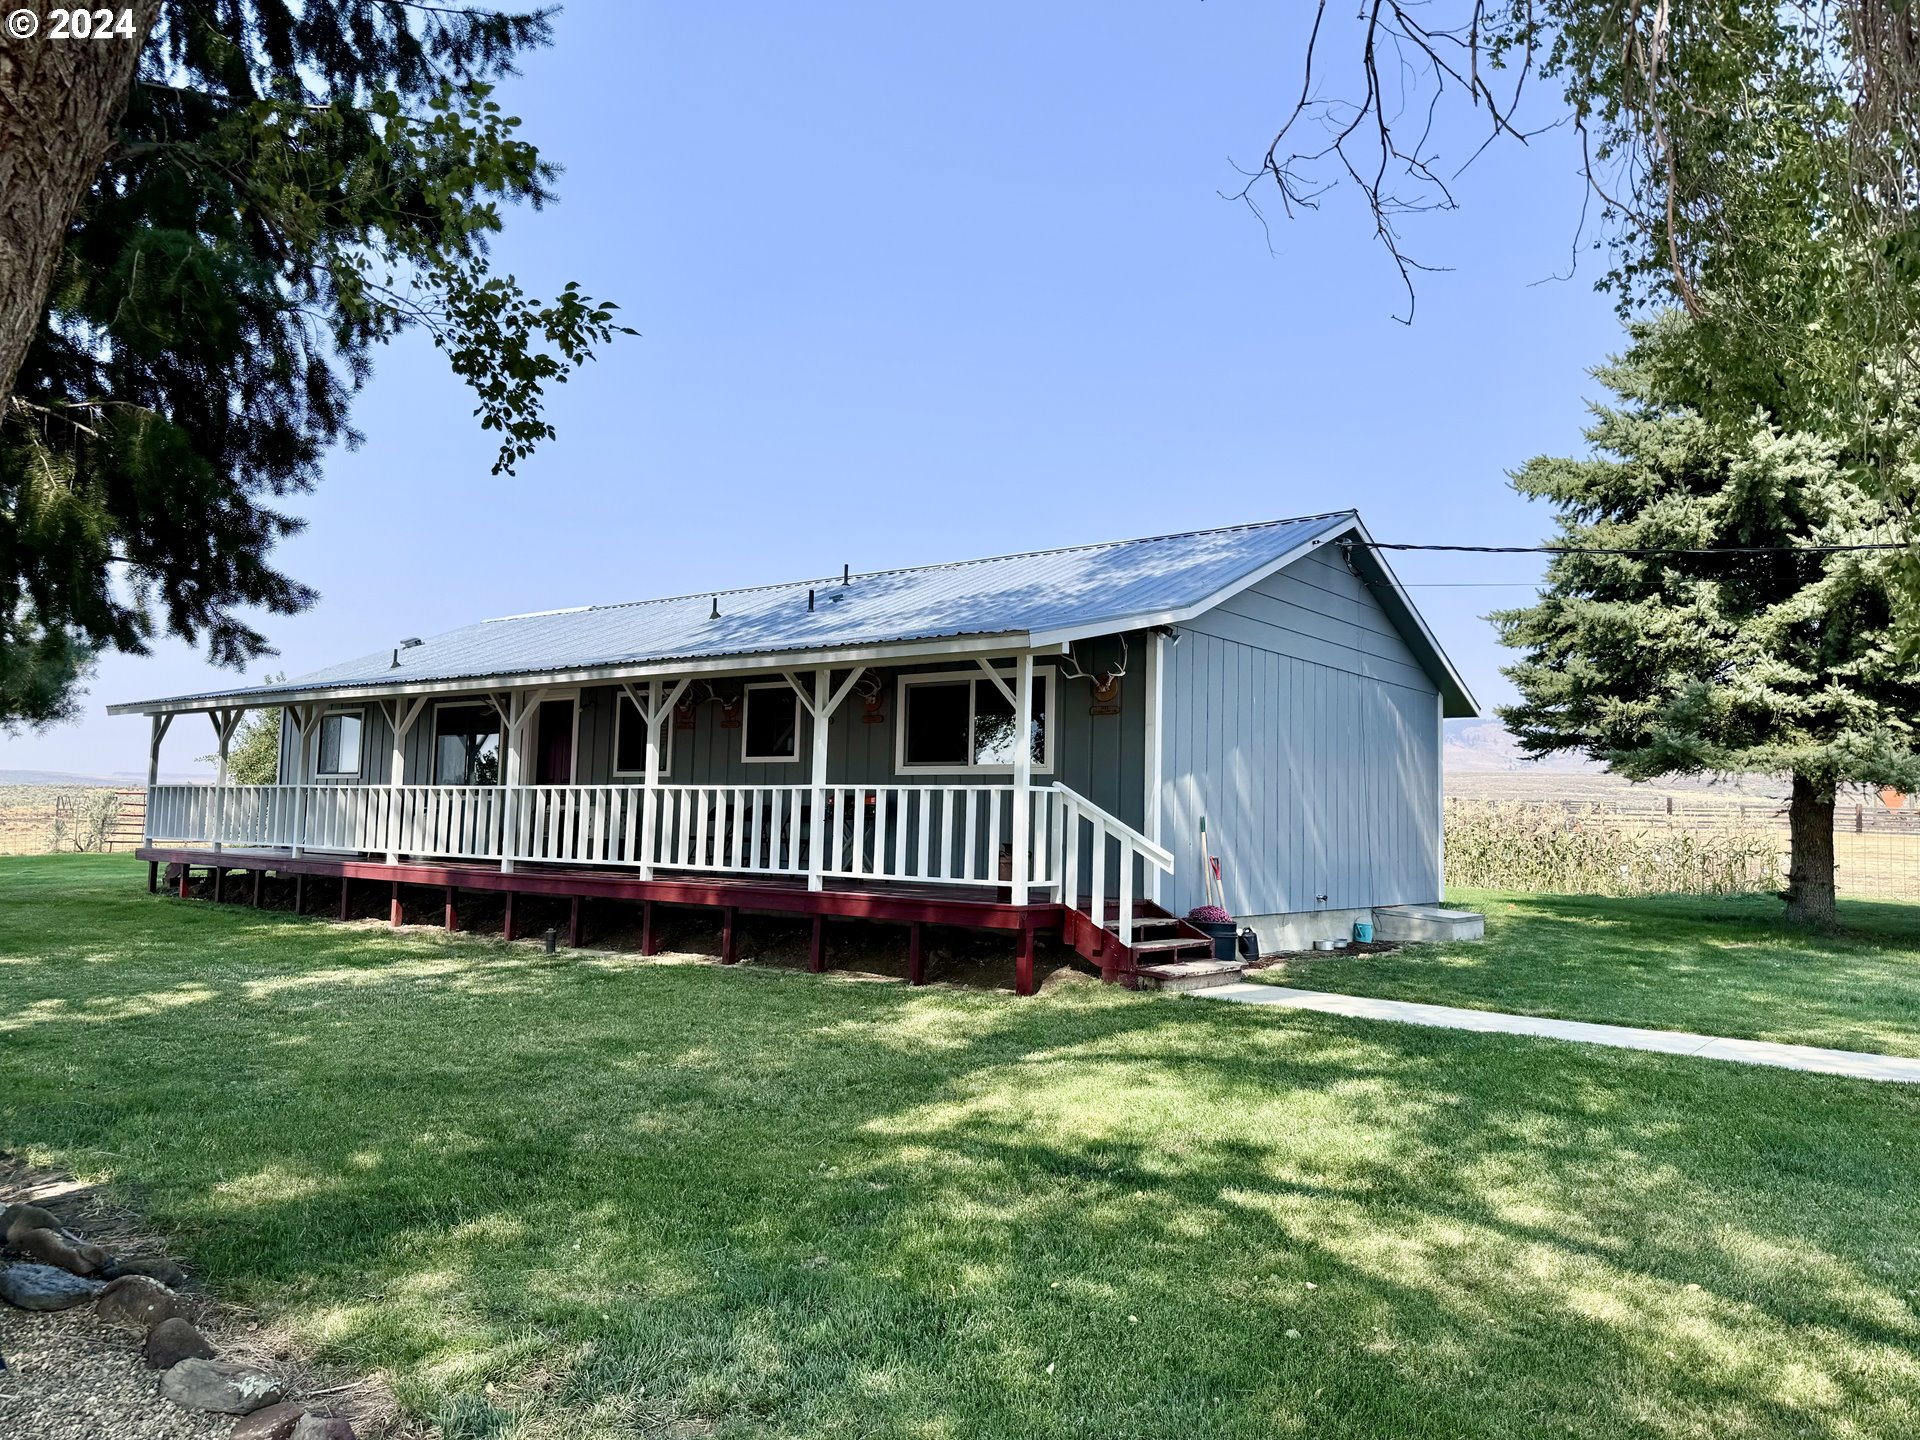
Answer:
[{"xmin": 1159, "ymin": 546, "xmax": 1443, "ymax": 920}]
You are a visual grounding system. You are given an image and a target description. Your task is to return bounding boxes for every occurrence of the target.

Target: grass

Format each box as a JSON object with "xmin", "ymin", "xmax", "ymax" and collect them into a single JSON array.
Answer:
[
  {"xmin": 1251, "ymin": 890, "xmax": 1920, "ymax": 1058},
  {"xmin": 3, "ymin": 856, "xmax": 1920, "ymax": 1439}
]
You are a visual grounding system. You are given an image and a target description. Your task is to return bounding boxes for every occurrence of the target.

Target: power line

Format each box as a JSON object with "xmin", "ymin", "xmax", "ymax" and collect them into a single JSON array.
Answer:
[{"xmin": 1363, "ymin": 540, "xmax": 1915, "ymax": 556}]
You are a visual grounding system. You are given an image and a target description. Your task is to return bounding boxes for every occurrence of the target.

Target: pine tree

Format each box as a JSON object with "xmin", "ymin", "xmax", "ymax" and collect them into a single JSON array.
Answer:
[
  {"xmin": 1494, "ymin": 317, "xmax": 1920, "ymax": 927},
  {"xmin": 0, "ymin": 4, "xmax": 628, "ymax": 729}
]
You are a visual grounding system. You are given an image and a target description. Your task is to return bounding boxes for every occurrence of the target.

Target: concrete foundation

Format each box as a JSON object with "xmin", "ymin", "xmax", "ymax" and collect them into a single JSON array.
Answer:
[{"xmin": 1238, "ymin": 902, "xmax": 1486, "ymax": 955}]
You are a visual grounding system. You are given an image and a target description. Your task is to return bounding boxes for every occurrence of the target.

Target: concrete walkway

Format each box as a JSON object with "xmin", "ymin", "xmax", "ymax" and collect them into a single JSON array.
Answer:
[{"xmin": 1200, "ymin": 984, "xmax": 1920, "ymax": 1083}]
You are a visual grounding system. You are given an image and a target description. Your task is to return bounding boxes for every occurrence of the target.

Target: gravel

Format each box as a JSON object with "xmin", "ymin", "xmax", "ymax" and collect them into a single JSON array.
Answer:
[{"xmin": 0, "ymin": 1302, "xmax": 234, "ymax": 1440}]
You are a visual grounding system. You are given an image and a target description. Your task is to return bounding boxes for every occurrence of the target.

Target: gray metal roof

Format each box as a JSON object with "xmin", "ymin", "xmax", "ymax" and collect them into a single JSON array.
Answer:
[{"xmin": 110, "ymin": 512, "xmax": 1476, "ymax": 715}]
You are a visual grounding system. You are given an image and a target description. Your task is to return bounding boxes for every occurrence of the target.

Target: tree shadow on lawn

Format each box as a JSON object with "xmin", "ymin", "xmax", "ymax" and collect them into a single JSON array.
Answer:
[
  {"xmin": 1261, "ymin": 889, "xmax": 1920, "ymax": 1057},
  {"xmin": 3, "ymin": 873, "xmax": 1919, "ymax": 1438}
]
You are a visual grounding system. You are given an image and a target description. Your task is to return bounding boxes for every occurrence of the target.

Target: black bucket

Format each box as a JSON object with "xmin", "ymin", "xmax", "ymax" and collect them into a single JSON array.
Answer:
[{"xmin": 1191, "ymin": 919, "xmax": 1239, "ymax": 962}]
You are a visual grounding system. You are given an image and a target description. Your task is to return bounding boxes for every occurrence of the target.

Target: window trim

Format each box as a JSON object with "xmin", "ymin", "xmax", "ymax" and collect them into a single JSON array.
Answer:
[
  {"xmin": 430, "ymin": 699, "xmax": 505, "ymax": 787},
  {"xmin": 611, "ymin": 689, "xmax": 676, "ymax": 779},
  {"xmin": 313, "ymin": 706, "xmax": 367, "ymax": 781},
  {"xmin": 893, "ymin": 666, "xmax": 1055, "ymax": 776},
  {"xmin": 740, "ymin": 681, "xmax": 803, "ymax": 765}
]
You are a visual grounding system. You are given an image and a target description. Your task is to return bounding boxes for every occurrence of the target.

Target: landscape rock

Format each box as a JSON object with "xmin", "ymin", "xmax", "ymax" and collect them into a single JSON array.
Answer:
[
  {"xmin": 0, "ymin": 1202, "xmax": 65, "ymax": 1246},
  {"xmin": 160, "ymin": 1357, "xmax": 287, "ymax": 1415},
  {"xmin": 14, "ymin": 1223, "xmax": 109, "ymax": 1275},
  {"xmin": 97, "ymin": 1272, "xmax": 183, "ymax": 1328},
  {"xmin": 231, "ymin": 1401, "xmax": 307, "ymax": 1439},
  {"xmin": 145, "ymin": 1313, "xmax": 218, "ymax": 1368},
  {"xmin": 0, "ymin": 1260, "xmax": 105, "ymax": 1310},
  {"xmin": 291, "ymin": 1415, "xmax": 357, "ymax": 1440},
  {"xmin": 103, "ymin": 1253, "xmax": 190, "ymax": 1287}
]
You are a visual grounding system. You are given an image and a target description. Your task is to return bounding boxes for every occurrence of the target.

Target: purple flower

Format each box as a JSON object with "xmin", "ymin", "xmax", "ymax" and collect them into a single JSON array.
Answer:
[{"xmin": 1186, "ymin": 904, "xmax": 1232, "ymax": 925}]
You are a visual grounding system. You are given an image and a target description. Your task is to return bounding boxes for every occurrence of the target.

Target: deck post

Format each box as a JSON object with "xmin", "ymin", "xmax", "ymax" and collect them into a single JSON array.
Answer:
[
  {"xmin": 144, "ymin": 713, "xmax": 172, "ymax": 846},
  {"xmin": 390, "ymin": 881, "xmax": 403, "ymax": 928},
  {"xmin": 444, "ymin": 886, "xmax": 458, "ymax": 932},
  {"xmin": 908, "ymin": 921, "xmax": 925, "ymax": 986},
  {"xmin": 293, "ymin": 873, "xmax": 306, "ymax": 915},
  {"xmin": 807, "ymin": 667, "xmax": 830, "ymax": 891},
  {"xmin": 339, "ymin": 875, "xmax": 351, "ymax": 920},
  {"xmin": 502, "ymin": 890, "xmax": 517, "ymax": 941},
  {"xmin": 1015, "ymin": 923, "xmax": 1037, "ymax": 997},
  {"xmin": 251, "ymin": 869, "xmax": 264, "ymax": 907},
  {"xmin": 1010, "ymin": 652, "xmax": 1035, "ymax": 906},
  {"xmin": 641, "ymin": 680, "xmax": 662, "ymax": 880},
  {"xmin": 177, "ymin": 866, "xmax": 190, "ymax": 900},
  {"xmin": 147, "ymin": 860, "xmax": 158, "ymax": 894},
  {"xmin": 568, "ymin": 895, "xmax": 583, "ymax": 948},
  {"xmin": 809, "ymin": 914, "xmax": 826, "ymax": 973},
  {"xmin": 640, "ymin": 899, "xmax": 657, "ymax": 956},
  {"xmin": 720, "ymin": 905, "xmax": 738, "ymax": 964},
  {"xmin": 212, "ymin": 867, "xmax": 225, "ymax": 904}
]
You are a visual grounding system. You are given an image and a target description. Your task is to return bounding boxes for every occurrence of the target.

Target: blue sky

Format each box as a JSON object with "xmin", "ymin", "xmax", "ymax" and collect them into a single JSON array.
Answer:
[{"xmin": 10, "ymin": 1, "xmax": 1624, "ymax": 778}]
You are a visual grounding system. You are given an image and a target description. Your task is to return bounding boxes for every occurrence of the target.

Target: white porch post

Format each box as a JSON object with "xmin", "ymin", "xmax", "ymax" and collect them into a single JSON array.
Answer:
[
  {"xmin": 207, "ymin": 708, "xmax": 244, "ymax": 853},
  {"xmin": 641, "ymin": 680, "xmax": 663, "ymax": 880},
  {"xmin": 1143, "ymin": 630, "xmax": 1165, "ymax": 903},
  {"xmin": 808, "ymin": 667, "xmax": 830, "ymax": 891},
  {"xmin": 384, "ymin": 696, "xmax": 427, "ymax": 864},
  {"xmin": 144, "ymin": 713, "xmax": 172, "ymax": 845},
  {"xmin": 1011, "ymin": 651, "xmax": 1034, "ymax": 905},
  {"xmin": 500, "ymin": 692, "xmax": 525, "ymax": 874},
  {"xmin": 289, "ymin": 704, "xmax": 317, "ymax": 857}
]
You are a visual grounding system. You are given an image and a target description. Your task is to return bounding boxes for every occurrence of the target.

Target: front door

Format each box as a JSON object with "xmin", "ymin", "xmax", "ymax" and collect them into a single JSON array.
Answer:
[{"xmin": 534, "ymin": 699, "xmax": 575, "ymax": 785}]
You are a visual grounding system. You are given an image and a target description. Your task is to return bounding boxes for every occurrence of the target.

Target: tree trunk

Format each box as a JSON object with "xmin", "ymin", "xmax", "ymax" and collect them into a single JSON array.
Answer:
[
  {"xmin": 0, "ymin": 2, "xmax": 160, "ymax": 409},
  {"xmin": 1782, "ymin": 772, "xmax": 1838, "ymax": 928}
]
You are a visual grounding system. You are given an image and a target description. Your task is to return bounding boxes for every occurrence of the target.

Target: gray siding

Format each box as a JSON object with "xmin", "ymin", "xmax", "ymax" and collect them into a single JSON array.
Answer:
[{"xmin": 1160, "ymin": 548, "xmax": 1441, "ymax": 918}]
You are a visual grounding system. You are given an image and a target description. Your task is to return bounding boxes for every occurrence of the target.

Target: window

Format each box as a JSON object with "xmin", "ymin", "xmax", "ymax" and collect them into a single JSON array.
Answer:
[
  {"xmin": 314, "ymin": 708, "xmax": 364, "ymax": 778},
  {"xmin": 896, "ymin": 669, "xmax": 1050, "ymax": 773},
  {"xmin": 433, "ymin": 703, "xmax": 501, "ymax": 785},
  {"xmin": 742, "ymin": 683, "xmax": 801, "ymax": 763},
  {"xmin": 612, "ymin": 692, "xmax": 674, "ymax": 777}
]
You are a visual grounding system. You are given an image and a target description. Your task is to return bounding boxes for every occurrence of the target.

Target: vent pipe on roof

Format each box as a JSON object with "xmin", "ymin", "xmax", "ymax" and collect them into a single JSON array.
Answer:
[
  {"xmin": 390, "ymin": 637, "xmax": 423, "ymax": 669},
  {"xmin": 709, "ymin": 595, "xmax": 720, "ymax": 620},
  {"xmin": 842, "ymin": 564, "xmax": 850, "ymax": 586},
  {"xmin": 807, "ymin": 589, "xmax": 815, "ymax": 612}
]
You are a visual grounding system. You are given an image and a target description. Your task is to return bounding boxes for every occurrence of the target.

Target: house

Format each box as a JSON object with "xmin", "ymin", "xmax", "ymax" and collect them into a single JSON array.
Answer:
[{"xmin": 115, "ymin": 512, "xmax": 1478, "ymax": 991}]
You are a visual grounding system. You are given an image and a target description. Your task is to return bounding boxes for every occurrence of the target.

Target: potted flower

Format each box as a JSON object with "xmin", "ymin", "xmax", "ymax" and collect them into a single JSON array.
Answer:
[{"xmin": 1185, "ymin": 904, "xmax": 1239, "ymax": 961}]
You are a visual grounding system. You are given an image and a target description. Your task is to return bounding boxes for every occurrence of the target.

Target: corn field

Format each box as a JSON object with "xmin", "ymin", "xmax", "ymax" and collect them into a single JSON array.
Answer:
[{"xmin": 1445, "ymin": 794, "xmax": 1920, "ymax": 900}]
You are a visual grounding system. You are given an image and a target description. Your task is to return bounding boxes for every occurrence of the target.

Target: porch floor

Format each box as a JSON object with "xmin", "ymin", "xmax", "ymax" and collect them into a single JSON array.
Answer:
[{"xmin": 138, "ymin": 844, "xmax": 1075, "ymax": 993}]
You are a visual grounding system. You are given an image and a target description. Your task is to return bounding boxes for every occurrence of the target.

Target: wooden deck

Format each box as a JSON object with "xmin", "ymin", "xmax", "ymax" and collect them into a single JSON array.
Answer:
[{"xmin": 139, "ymin": 845, "xmax": 1080, "ymax": 993}]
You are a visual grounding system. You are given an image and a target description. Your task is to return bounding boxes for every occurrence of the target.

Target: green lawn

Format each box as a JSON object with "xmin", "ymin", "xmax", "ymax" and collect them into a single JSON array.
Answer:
[
  {"xmin": 1250, "ymin": 890, "xmax": 1920, "ymax": 1057},
  {"xmin": 4, "ymin": 856, "xmax": 1920, "ymax": 1439}
]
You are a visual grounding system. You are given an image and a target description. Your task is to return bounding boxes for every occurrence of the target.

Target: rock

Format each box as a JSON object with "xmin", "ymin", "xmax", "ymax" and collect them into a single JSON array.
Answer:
[
  {"xmin": 102, "ymin": 1254, "xmax": 189, "ymax": 1287},
  {"xmin": 230, "ymin": 1401, "xmax": 307, "ymax": 1440},
  {"xmin": 14, "ymin": 1224, "xmax": 109, "ymax": 1275},
  {"xmin": 291, "ymin": 1416, "xmax": 357, "ymax": 1440},
  {"xmin": 0, "ymin": 1203, "xmax": 65, "ymax": 1246},
  {"xmin": 144, "ymin": 1315, "xmax": 217, "ymax": 1369},
  {"xmin": 159, "ymin": 1357, "xmax": 286, "ymax": 1415},
  {"xmin": 97, "ymin": 1273, "xmax": 183, "ymax": 1329},
  {"xmin": 0, "ymin": 1261, "xmax": 105, "ymax": 1310}
]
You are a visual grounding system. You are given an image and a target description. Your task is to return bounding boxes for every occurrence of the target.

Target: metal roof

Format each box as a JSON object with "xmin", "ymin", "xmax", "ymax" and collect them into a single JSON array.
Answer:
[{"xmin": 110, "ymin": 512, "xmax": 1477, "ymax": 715}]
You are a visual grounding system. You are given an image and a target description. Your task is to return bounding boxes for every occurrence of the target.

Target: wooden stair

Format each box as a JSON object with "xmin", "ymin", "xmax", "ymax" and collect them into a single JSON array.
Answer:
[{"xmin": 1061, "ymin": 900, "xmax": 1242, "ymax": 990}]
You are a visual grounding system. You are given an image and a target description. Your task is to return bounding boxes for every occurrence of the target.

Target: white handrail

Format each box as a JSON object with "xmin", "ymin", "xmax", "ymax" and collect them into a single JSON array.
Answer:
[{"xmin": 1049, "ymin": 784, "xmax": 1174, "ymax": 946}]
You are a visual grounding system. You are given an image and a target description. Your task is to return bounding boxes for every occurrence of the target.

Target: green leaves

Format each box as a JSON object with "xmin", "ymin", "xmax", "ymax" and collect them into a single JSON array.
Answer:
[{"xmin": 0, "ymin": 1, "xmax": 627, "ymax": 726}]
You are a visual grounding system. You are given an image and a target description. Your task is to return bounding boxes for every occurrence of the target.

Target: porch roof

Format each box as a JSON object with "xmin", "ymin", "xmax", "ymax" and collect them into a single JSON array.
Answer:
[{"xmin": 110, "ymin": 511, "xmax": 1477, "ymax": 716}]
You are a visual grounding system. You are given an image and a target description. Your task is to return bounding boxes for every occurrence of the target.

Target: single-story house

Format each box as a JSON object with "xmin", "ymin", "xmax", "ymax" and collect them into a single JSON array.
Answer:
[{"xmin": 116, "ymin": 511, "xmax": 1477, "ymax": 992}]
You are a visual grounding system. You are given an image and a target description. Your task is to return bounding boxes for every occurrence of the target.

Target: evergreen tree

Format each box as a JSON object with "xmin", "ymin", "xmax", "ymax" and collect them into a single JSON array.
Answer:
[
  {"xmin": 1495, "ymin": 317, "xmax": 1920, "ymax": 927},
  {"xmin": 1, "ymin": 3, "xmax": 628, "ymax": 729}
]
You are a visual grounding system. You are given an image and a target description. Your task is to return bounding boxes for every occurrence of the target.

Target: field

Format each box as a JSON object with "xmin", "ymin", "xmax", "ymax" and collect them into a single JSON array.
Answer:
[
  {"xmin": 4, "ymin": 855, "xmax": 1920, "ymax": 1439},
  {"xmin": 0, "ymin": 786, "xmax": 144, "ymax": 855}
]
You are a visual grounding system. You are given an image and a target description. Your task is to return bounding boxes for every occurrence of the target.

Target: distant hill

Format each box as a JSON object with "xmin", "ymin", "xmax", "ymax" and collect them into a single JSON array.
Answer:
[
  {"xmin": 1444, "ymin": 720, "xmax": 1598, "ymax": 776},
  {"xmin": 0, "ymin": 769, "xmax": 204, "ymax": 787},
  {"xmin": 1442, "ymin": 720, "xmax": 1794, "ymax": 803}
]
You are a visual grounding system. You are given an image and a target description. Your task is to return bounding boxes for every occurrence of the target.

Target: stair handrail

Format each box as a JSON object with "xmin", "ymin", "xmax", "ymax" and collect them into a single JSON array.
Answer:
[{"xmin": 1049, "ymin": 783, "xmax": 1173, "ymax": 947}]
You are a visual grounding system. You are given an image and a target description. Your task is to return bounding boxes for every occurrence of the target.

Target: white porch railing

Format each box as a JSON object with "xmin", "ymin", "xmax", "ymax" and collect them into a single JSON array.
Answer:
[
  {"xmin": 146, "ymin": 781, "xmax": 1063, "ymax": 895},
  {"xmin": 1051, "ymin": 783, "xmax": 1174, "ymax": 945}
]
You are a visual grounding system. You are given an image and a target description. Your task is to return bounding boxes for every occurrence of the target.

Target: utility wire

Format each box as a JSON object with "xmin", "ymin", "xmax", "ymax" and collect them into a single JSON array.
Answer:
[{"xmin": 1362, "ymin": 540, "xmax": 1915, "ymax": 556}]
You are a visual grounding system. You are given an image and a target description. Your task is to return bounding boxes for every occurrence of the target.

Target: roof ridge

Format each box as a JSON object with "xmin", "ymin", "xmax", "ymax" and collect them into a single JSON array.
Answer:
[{"xmin": 480, "ymin": 511, "xmax": 1358, "ymax": 623}]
